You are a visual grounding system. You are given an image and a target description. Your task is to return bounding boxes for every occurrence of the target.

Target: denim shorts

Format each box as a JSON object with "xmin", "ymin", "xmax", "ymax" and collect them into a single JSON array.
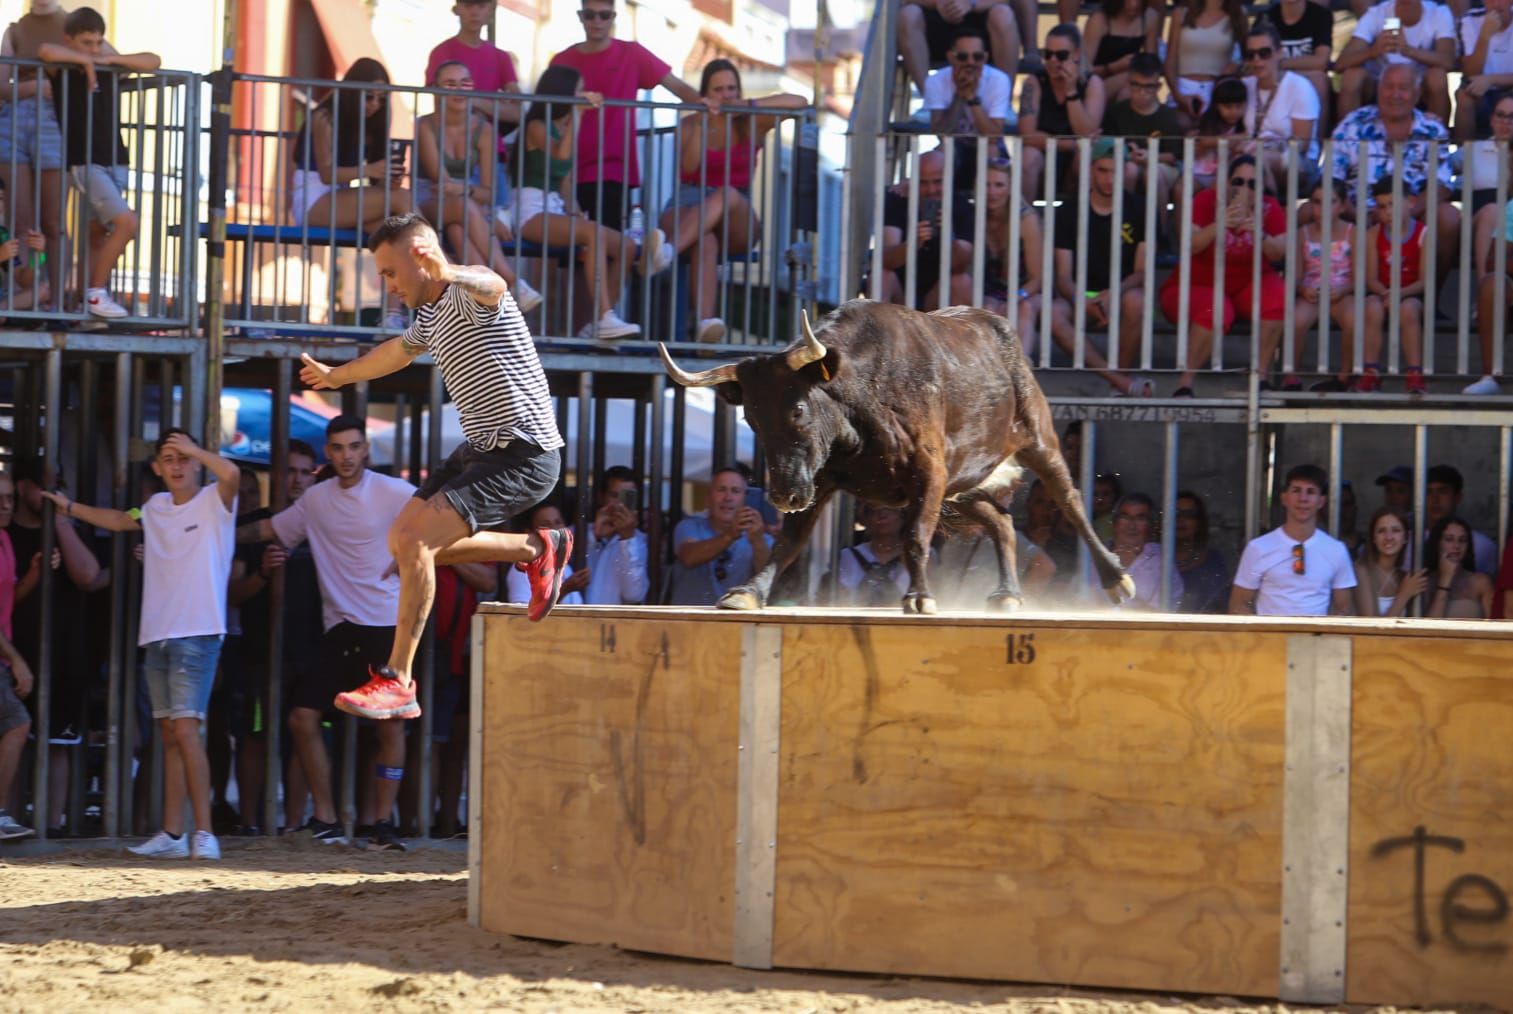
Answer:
[
  {"xmin": 0, "ymin": 99, "xmax": 64, "ymax": 172},
  {"xmin": 143, "ymin": 634, "xmax": 224, "ymax": 721}
]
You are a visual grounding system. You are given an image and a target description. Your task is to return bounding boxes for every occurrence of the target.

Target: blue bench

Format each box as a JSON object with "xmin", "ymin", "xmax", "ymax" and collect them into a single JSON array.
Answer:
[{"xmin": 175, "ymin": 220, "xmax": 571, "ymax": 331}]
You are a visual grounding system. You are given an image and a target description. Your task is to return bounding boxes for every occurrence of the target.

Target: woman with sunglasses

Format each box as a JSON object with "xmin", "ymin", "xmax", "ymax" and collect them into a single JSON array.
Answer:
[
  {"xmin": 1018, "ymin": 24, "xmax": 1106, "ymax": 202},
  {"xmin": 1353, "ymin": 507, "xmax": 1427, "ymax": 617},
  {"xmin": 658, "ymin": 59, "xmax": 805, "ymax": 344},
  {"xmin": 1164, "ymin": 0, "xmax": 1247, "ymax": 127},
  {"xmin": 1083, "ymin": 0, "xmax": 1160, "ymax": 102},
  {"xmin": 1241, "ymin": 23, "xmax": 1320, "ymax": 193},
  {"xmin": 1423, "ymin": 516, "xmax": 1494, "ymax": 619},
  {"xmin": 1159, "ymin": 154, "xmax": 1289, "ymax": 396},
  {"xmin": 1173, "ymin": 491, "xmax": 1230, "ymax": 613},
  {"xmin": 289, "ymin": 58, "xmax": 413, "ymax": 230},
  {"xmin": 416, "ymin": 61, "xmax": 542, "ymax": 314}
]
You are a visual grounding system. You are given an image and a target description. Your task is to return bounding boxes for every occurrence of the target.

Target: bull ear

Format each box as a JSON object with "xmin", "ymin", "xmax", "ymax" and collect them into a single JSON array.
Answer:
[
  {"xmin": 714, "ymin": 381, "xmax": 744, "ymax": 406},
  {"xmin": 804, "ymin": 346, "xmax": 840, "ymax": 384}
]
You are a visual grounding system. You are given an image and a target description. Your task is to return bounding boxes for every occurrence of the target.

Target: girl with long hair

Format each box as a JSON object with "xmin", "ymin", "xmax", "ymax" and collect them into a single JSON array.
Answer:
[
  {"xmin": 1353, "ymin": 507, "xmax": 1426, "ymax": 617},
  {"xmin": 290, "ymin": 58, "xmax": 413, "ymax": 229}
]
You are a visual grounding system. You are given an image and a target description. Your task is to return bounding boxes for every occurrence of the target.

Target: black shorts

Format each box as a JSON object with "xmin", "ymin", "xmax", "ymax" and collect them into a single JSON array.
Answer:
[
  {"xmin": 576, "ymin": 180, "xmax": 628, "ymax": 232},
  {"xmin": 290, "ymin": 622, "xmax": 395, "ymax": 716},
  {"xmin": 416, "ymin": 439, "xmax": 560, "ymax": 534},
  {"xmin": 922, "ymin": 9, "xmax": 998, "ymax": 65}
]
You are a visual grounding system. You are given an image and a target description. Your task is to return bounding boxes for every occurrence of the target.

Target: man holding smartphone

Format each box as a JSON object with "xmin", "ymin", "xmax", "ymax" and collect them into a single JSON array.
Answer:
[
  {"xmin": 1333, "ymin": 0, "xmax": 1454, "ymax": 123},
  {"xmin": 585, "ymin": 466, "xmax": 650, "ymax": 605}
]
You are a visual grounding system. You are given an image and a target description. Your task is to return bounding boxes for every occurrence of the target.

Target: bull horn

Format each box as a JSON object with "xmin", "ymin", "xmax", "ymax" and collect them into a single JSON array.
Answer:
[
  {"xmin": 658, "ymin": 343, "xmax": 740, "ymax": 388},
  {"xmin": 785, "ymin": 309, "xmax": 828, "ymax": 371}
]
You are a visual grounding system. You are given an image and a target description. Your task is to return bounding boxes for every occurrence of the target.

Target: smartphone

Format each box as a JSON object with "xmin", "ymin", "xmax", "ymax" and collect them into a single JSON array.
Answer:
[
  {"xmin": 1383, "ymin": 15, "xmax": 1401, "ymax": 31},
  {"xmin": 388, "ymin": 138, "xmax": 407, "ymax": 173},
  {"xmin": 919, "ymin": 197, "xmax": 942, "ymax": 233},
  {"xmin": 617, "ymin": 487, "xmax": 638, "ymax": 512}
]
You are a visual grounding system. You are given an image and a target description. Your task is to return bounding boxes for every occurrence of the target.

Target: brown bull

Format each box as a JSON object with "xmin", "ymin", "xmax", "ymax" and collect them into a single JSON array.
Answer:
[{"xmin": 660, "ymin": 300, "xmax": 1134, "ymax": 612}]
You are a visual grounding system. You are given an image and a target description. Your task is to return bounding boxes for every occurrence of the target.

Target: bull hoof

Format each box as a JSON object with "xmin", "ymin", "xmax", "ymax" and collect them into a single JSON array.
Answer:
[
  {"xmin": 1105, "ymin": 574, "xmax": 1137, "ymax": 604},
  {"xmin": 987, "ymin": 593, "xmax": 1023, "ymax": 612},
  {"xmin": 901, "ymin": 594, "xmax": 938, "ymax": 615},
  {"xmin": 716, "ymin": 588, "xmax": 763, "ymax": 610}
]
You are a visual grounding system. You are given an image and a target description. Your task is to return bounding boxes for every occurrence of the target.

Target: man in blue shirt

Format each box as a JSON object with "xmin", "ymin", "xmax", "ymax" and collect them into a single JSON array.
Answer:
[{"xmin": 669, "ymin": 466, "xmax": 773, "ymax": 606}]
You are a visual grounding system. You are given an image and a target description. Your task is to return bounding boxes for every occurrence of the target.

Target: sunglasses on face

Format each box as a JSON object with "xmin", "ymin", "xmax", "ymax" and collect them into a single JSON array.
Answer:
[
  {"xmin": 1243, "ymin": 46, "xmax": 1274, "ymax": 60},
  {"xmin": 1292, "ymin": 542, "xmax": 1306, "ymax": 575},
  {"xmin": 1495, "ymin": 110, "xmax": 1513, "ymax": 121},
  {"xmin": 1229, "ymin": 177, "xmax": 1257, "ymax": 189},
  {"xmin": 1041, "ymin": 48, "xmax": 1075, "ymax": 61},
  {"xmin": 714, "ymin": 549, "xmax": 733, "ymax": 583},
  {"xmin": 577, "ymin": 8, "xmax": 615, "ymax": 20},
  {"xmin": 951, "ymin": 50, "xmax": 988, "ymax": 64}
]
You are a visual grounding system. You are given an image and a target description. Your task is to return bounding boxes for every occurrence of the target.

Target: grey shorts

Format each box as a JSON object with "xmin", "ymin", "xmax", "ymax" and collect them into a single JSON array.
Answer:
[
  {"xmin": 69, "ymin": 164, "xmax": 131, "ymax": 225},
  {"xmin": 0, "ymin": 99, "xmax": 64, "ymax": 172},
  {"xmin": 0, "ymin": 671, "xmax": 28, "ymax": 737},
  {"xmin": 415, "ymin": 439, "xmax": 560, "ymax": 534},
  {"xmin": 143, "ymin": 634, "xmax": 223, "ymax": 721}
]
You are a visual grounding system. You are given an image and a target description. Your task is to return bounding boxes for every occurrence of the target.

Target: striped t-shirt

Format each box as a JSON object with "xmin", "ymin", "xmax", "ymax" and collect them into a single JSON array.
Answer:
[{"xmin": 400, "ymin": 283, "xmax": 563, "ymax": 453}]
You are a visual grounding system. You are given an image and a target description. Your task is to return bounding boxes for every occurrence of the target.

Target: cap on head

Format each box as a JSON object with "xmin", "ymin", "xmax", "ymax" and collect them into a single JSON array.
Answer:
[
  {"xmin": 1426, "ymin": 464, "xmax": 1463, "ymax": 493},
  {"xmin": 1374, "ymin": 465, "xmax": 1413, "ymax": 487}
]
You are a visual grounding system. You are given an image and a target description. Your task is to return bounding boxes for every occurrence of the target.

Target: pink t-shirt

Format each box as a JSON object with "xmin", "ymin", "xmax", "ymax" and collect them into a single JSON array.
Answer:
[
  {"xmin": 549, "ymin": 39, "xmax": 671, "ymax": 186},
  {"xmin": 425, "ymin": 37, "xmax": 518, "ymax": 94},
  {"xmin": 0, "ymin": 529, "xmax": 14, "ymax": 640}
]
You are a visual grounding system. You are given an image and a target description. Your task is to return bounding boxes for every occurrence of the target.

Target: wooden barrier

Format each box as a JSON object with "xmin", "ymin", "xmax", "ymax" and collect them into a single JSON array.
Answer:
[{"xmin": 468, "ymin": 607, "xmax": 1513, "ymax": 1007}]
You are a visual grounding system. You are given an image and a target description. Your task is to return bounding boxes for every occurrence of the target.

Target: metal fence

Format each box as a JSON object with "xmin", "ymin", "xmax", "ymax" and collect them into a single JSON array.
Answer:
[
  {"xmin": 0, "ymin": 58, "xmax": 198, "ymax": 328},
  {"xmin": 209, "ymin": 72, "xmax": 815, "ymax": 345},
  {"xmin": 869, "ymin": 131, "xmax": 1513, "ymax": 392}
]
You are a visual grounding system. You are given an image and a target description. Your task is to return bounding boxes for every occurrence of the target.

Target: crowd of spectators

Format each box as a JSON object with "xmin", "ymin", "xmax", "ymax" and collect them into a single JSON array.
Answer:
[{"xmin": 887, "ymin": 0, "xmax": 1513, "ymax": 395}]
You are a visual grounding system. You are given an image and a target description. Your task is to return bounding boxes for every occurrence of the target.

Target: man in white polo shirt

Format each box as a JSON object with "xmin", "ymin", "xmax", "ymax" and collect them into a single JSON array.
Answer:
[
  {"xmin": 1231, "ymin": 464, "xmax": 1357, "ymax": 617},
  {"xmin": 241, "ymin": 415, "xmax": 416, "ymax": 851}
]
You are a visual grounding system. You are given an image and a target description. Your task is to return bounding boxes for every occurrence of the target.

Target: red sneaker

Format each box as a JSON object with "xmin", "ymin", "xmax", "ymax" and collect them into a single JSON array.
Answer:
[
  {"xmin": 334, "ymin": 665, "xmax": 421, "ymax": 720},
  {"xmin": 522, "ymin": 526, "xmax": 572, "ymax": 622},
  {"xmin": 1349, "ymin": 370, "xmax": 1381, "ymax": 393},
  {"xmin": 1405, "ymin": 368, "xmax": 1427, "ymax": 395}
]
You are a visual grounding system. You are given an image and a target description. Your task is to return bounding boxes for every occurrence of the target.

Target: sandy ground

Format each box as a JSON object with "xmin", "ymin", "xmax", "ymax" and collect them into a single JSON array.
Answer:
[{"xmin": 0, "ymin": 840, "xmax": 1474, "ymax": 1014}]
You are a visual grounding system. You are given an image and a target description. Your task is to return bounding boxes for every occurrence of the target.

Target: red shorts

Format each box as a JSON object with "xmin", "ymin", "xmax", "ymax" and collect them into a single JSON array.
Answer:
[{"xmin": 1160, "ymin": 271, "xmax": 1287, "ymax": 333}]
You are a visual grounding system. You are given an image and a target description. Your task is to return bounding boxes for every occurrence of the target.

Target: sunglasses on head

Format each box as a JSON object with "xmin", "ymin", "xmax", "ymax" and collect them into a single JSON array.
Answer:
[
  {"xmin": 987, "ymin": 156, "xmax": 1013, "ymax": 169},
  {"xmin": 1243, "ymin": 46, "xmax": 1274, "ymax": 60},
  {"xmin": 1041, "ymin": 47, "xmax": 1074, "ymax": 61},
  {"xmin": 714, "ymin": 549, "xmax": 733, "ymax": 583},
  {"xmin": 577, "ymin": 8, "xmax": 615, "ymax": 20},
  {"xmin": 1292, "ymin": 542, "xmax": 1306, "ymax": 575},
  {"xmin": 1230, "ymin": 177, "xmax": 1257, "ymax": 189},
  {"xmin": 951, "ymin": 50, "xmax": 988, "ymax": 64}
]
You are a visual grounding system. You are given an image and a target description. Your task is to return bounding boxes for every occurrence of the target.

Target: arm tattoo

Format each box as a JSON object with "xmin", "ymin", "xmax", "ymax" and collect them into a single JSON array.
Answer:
[{"xmin": 443, "ymin": 264, "xmax": 507, "ymax": 303}]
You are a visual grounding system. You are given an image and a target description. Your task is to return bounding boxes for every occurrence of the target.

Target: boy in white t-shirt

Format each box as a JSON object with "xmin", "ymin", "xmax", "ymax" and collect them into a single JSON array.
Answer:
[
  {"xmin": 1230, "ymin": 464, "xmax": 1357, "ymax": 617},
  {"xmin": 43, "ymin": 428, "xmax": 238, "ymax": 860}
]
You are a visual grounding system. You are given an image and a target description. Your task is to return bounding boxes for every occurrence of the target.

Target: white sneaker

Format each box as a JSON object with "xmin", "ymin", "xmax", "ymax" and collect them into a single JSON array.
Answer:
[
  {"xmin": 513, "ymin": 278, "xmax": 542, "ymax": 314},
  {"xmin": 641, "ymin": 227, "xmax": 674, "ymax": 274},
  {"xmin": 577, "ymin": 309, "xmax": 640, "ymax": 341},
  {"xmin": 0, "ymin": 810, "xmax": 34, "ymax": 840},
  {"xmin": 696, "ymin": 317, "xmax": 726, "ymax": 343},
  {"xmin": 1463, "ymin": 375, "xmax": 1501, "ymax": 395},
  {"xmin": 191, "ymin": 830, "xmax": 221, "ymax": 860},
  {"xmin": 85, "ymin": 288, "xmax": 128, "ymax": 319},
  {"xmin": 128, "ymin": 830, "xmax": 189, "ymax": 858}
]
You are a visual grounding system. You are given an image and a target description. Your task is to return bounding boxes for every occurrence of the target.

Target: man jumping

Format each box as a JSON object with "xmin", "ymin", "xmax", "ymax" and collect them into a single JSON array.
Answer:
[{"xmin": 299, "ymin": 212, "xmax": 569, "ymax": 721}]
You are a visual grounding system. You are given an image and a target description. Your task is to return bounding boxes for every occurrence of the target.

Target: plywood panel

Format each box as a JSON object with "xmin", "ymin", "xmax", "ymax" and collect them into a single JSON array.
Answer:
[
  {"xmin": 1346, "ymin": 636, "xmax": 1513, "ymax": 1008},
  {"xmin": 772, "ymin": 623, "xmax": 1287, "ymax": 996},
  {"xmin": 477, "ymin": 614, "xmax": 741, "ymax": 961}
]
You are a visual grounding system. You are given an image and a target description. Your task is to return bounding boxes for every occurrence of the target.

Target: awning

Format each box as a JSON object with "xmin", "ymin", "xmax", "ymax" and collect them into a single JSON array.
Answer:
[
  {"xmin": 305, "ymin": 0, "xmax": 414, "ymax": 138},
  {"xmin": 306, "ymin": 0, "xmax": 386, "ymax": 76}
]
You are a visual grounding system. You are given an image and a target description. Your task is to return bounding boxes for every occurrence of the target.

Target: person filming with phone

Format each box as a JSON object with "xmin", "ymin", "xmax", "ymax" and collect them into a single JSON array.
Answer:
[
  {"xmin": 585, "ymin": 465, "xmax": 650, "ymax": 605},
  {"xmin": 1333, "ymin": 0, "xmax": 1454, "ymax": 123},
  {"xmin": 877, "ymin": 149, "xmax": 975, "ymax": 310}
]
